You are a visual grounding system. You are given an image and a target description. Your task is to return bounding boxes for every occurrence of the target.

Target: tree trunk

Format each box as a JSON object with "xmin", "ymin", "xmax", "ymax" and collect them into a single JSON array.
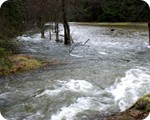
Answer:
[
  {"xmin": 49, "ymin": 30, "xmax": 52, "ymax": 40},
  {"xmin": 62, "ymin": 0, "xmax": 71, "ymax": 45},
  {"xmin": 41, "ymin": 26, "xmax": 45, "ymax": 38},
  {"xmin": 39, "ymin": 19, "xmax": 45, "ymax": 38},
  {"xmin": 55, "ymin": 21, "xmax": 59, "ymax": 42},
  {"xmin": 52, "ymin": 22, "xmax": 54, "ymax": 32},
  {"xmin": 148, "ymin": 20, "xmax": 150, "ymax": 45}
]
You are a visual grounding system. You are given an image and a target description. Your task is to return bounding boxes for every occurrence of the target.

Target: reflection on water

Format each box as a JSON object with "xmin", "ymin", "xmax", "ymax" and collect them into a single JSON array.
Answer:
[{"xmin": 0, "ymin": 23, "xmax": 150, "ymax": 120}]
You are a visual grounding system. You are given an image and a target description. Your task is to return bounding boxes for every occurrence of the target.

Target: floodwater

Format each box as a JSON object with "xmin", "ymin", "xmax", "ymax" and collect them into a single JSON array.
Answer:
[{"xmin": 0, "ymin": 23, "xmax": 150, "ymax": 120}]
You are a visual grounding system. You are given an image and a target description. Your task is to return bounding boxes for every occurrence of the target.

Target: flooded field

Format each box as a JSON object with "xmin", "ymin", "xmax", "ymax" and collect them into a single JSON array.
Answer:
[{"xmin": 0, "ymin": 23, "xmax": 150, "ymax": 120}]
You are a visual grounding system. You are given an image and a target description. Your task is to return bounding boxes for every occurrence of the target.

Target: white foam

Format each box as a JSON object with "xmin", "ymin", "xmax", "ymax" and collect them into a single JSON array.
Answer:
[
  {"xmin": 107, "ymin": 67, "xmax": 150, "ymax": 111},
  {"xmin": 70, "ymin": 53, "xmax": 83, "ymax": 58},
  {"xmin": 35, "ymin": 89, "xmax": 62, "ymax": 98},
  {"xmin": 98, "ymin": 52, "xmax": 108, "ymax": 55},
  {"xmin": 0, "ymin": 113, "xmax": 6, "ymax": 120},
  {"xmin": 51, "ymin": 97, "xmax": 100, "ymax": 120},
  {"xmin": 51, "ymin": 97, "xmax": 89, "ymax": 120},
  {"xmin": 17, "ymin": 35, "xmax": 32, "ymax": 41},
  {"xmin": 35, "ymin": 67, "xmax": 150, "ymax": 119},
  {"xmin": 17, "ymin": 35, "xmax": 44, "ymax": 42},
  {"xmin": 48, "ymin": 80, "xmax": 105, "ymax": 120},
  {"xmin": 35, "ymin": 79, "xmax": 95, "ymax": 98},
  {"xmin": 17, "ymin": 32, "xmax": 49, "ymax": 42},
  {"xmin": 64, "ymin": 79, "xmax": 93, "ymax": 93},
  {"xmin": 35, "ymin": 79, "xmax": 102, "ymax": 120},
  {"xmin": 143, "ymin": 42, "xmax": 150, "ymax": 49}
]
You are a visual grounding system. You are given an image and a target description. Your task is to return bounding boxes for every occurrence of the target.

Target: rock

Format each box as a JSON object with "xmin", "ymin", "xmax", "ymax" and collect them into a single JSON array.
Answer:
[
  {"xmin": 111, "ymin": 29, "xmax": 115, "ymax": 31},
  {"xmin": 107, "ymin": 94, "xmax": 150, "ymax": 120},
  {"xmin": 143, "ymin": 113, "xmax": 150, "ymax": 120},
  {"xmin": 131, "ymin": 94, "xmax": 150, "ymax": 112}
]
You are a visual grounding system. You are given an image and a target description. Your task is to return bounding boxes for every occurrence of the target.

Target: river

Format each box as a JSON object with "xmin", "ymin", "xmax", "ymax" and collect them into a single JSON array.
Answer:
[{"xmin": 0, "ymin": 23, "xmax": 150, "ymax": 120}]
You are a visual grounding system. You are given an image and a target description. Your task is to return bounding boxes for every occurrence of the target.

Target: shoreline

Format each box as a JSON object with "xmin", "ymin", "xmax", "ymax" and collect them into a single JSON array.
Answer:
[
  {"xmin": 0, "ymin": 54, "xmax": 65, "ymax": 76},
  {"xmin": 107, "ymin": 94, "xmax": 150, "ymax": 120}
]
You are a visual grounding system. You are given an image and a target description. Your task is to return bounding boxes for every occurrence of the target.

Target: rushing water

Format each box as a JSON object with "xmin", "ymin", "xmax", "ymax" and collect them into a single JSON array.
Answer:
[{"xmin": 0, "ymin": 23, "xmax": 150, "ymax": 120}]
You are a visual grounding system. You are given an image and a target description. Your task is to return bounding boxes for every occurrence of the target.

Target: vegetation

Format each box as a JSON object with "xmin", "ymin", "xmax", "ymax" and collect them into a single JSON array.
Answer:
[
  {"xmin": 0, "ymin": 55, "xmax": 43, "ymax": 76},
  {"xmin": 0, "ymin": 0, "xmax": 149, "ymax": 45},
  {"xmin": 0, "ymin": 54, "xmax": 66, "ymax": 76},
  {"xmin": 131, "ymin": 94, "xmax": 150, "ymax": 112},
  {"xmin": 0, "ymin": 47, "xmax": 12, "ymax": 70},
  {"xmin": 79, "ymin": 0, "xmax": 150, "ymax": 22},
  {"xmin": 107, "ymin": 94, "xmax": 150, "ymax": 120}
]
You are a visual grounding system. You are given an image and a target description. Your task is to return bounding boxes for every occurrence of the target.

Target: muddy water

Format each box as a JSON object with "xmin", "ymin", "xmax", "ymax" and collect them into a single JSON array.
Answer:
[{"xmin": 0, "ymin": 23, "xmax": 150, "ymax": 120}]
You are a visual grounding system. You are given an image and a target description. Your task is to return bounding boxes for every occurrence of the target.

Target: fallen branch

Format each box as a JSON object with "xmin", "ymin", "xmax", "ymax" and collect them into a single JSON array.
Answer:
[
  {"xmin": 69, "ymin": 39, "xmax": 90, "ymax": 54},
  {"xmin": 84, "ymin": 39, "xmax": 90, "ymax": 45}
]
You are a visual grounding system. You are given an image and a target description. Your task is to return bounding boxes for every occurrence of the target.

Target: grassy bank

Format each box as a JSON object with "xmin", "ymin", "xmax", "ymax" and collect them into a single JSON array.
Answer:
[
  {"xmin": 76, "ymin": 22, "xmax": 148, "ymax": 26},
  {"xmin": 0, "ymin": 54, "xmax": 65, "ymax": 76},
  {"xmin": 76, "ymin": 22, "xmax": 148, "ymax": 30},
  {"xmin": 0, "ymin": 54, "xmax": 43, "ymax": 76}
]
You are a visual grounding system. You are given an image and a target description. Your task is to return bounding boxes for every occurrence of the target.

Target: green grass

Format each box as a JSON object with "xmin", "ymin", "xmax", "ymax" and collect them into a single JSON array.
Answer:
[
  {"xmin": 75, "ymin": 22, "xmax": 148, "ymax": 31},
  {"xmin": 76, "ymin": 22, "xmax": 148, "ymax": 26}
]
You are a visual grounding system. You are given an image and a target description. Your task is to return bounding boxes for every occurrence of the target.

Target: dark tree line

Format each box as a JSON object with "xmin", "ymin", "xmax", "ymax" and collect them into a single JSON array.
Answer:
[
  {"xmin": 0, "ymin": 0, "xmax": 150, "ymax": 46},
  {"xmin": 80, "ymin": 0, "xmax": 150, "ymax": 22}
]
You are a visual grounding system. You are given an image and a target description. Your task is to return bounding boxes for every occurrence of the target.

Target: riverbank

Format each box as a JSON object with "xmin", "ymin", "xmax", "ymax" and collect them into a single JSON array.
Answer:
[
  {"xmin": 0, "ymin": 54, "xmax": 65, "ymax": 76},
  {"xmin": 107, "ymin": 94, "xmax": 150, "ymax": 120},
  {"xmin": 0, "ymin": 54, "xmax": 44, "ymax": 76},
  {"xmin": 76, "ymin": 22, "xmax": 148, "ymax": 31},
  {"xmin": 76, "ymin": 22, "xmax": 148, "ymax": 27}
]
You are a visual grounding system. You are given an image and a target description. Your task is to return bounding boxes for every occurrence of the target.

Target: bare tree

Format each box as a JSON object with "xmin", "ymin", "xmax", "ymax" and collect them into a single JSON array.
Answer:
[
  {"xmin": 26, "ymin": 0, "xmax": 50, "ymax": 38},
  {"xmin": 148, "ymin": 19, "xmax": 150, "ymax": 45},
  {"xmin": 62, "ymin": 0, "xmax": 71, "ymax": 45}
]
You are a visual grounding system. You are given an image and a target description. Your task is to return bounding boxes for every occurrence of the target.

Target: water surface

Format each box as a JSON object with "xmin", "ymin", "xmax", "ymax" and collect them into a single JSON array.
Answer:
[{"xmin": 0, "ymin": 23, "xmax": 150, "ymax": 120}]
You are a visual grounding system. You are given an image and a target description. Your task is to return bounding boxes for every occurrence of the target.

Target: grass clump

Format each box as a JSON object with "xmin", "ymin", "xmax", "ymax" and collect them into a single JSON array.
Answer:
[{"xmin": 0, "ymin": 54, "xmax": 43, "ymax": 76}]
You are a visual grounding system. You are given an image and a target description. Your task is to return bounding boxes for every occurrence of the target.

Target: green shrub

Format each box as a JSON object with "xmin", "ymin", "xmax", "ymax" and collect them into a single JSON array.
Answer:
[
  {"xmin": 0, "ymin": 47, "xmax": 12, "ymax": 69},
  {"xmin": 0, "ymin": 35, "xmax": 20, "ymax": 54}
]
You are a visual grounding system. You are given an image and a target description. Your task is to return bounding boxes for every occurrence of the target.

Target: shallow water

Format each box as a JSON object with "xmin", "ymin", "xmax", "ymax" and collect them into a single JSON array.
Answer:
[{"xmin": 0, "ymin": 23, "xmax": 150, "ymax": 120}]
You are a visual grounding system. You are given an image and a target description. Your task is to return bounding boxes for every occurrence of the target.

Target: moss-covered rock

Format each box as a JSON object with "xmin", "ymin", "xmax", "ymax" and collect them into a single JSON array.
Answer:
[
  {"xmin": 131, "ymin": 94, "xmax": 150, "ymax": 112},
  {"xmin": 107, "ymin": 109, "xmax": 148, "ymax": 120},
  {"xmin": 107, "ymin": 94, "xmax": 150, "ymax": 120}
]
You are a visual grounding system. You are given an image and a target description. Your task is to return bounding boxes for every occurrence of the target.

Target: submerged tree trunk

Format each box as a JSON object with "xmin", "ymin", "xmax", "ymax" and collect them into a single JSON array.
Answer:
[
  {"xmin": 62, "ymin": 0, "xmax": 71, "ymax": 45},
  {"xmin": 41, "ymin": 25, "xmax": 45, "ymax": 38},
  {"xmin": 49, "ymin": 30, "xmax": 52, "ymax": 40},
  {"xmin": 38, "ymin": 17, "xmax": 45, "ymax": 38},
  {"xmin": 148, "ymin": 20, "xmax": 150, "ymax": 45},
  {"xmin": 55, "ymin": 21, "xmax": 59, "ymax": 42}
]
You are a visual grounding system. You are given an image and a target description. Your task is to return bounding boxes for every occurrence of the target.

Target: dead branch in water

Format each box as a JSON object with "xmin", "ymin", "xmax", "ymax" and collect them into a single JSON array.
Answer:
[{"xmin": 69, "ymin": 39, "xmax": 90, "ymax": 54}]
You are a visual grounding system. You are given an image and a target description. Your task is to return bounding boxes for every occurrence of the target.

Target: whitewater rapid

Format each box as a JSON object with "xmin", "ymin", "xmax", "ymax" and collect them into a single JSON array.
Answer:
[{"xmin": 31, "ymin": 67, "xmax": 150, "ymax": 120}]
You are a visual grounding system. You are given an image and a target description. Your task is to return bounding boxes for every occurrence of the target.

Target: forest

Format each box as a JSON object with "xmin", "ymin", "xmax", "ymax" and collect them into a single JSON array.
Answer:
[{"xmin": 0, "ymin": 0, "xmax": 149, "ymax": 38}]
